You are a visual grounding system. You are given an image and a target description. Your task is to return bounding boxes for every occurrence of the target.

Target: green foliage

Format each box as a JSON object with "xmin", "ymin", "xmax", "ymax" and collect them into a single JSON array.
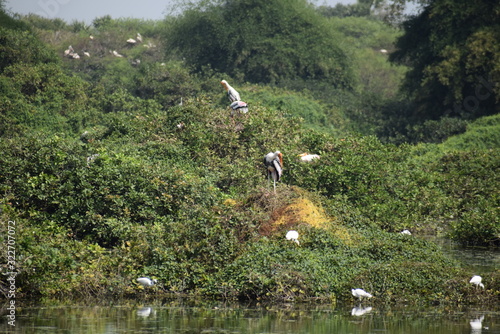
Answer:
[
  {"xmin": 165, "ymin": 0, "xmax": 354, "ymax": 88},
  {"xmin": 0, "ymin": 5, "xmax": 498, "ymax": 304},
  {"xmin": 390, "ymin": 0, "xmax": 500, "ymax": 120}
]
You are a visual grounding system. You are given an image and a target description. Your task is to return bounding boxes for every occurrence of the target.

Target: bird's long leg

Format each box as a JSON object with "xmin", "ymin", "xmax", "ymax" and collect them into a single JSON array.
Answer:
[{"xmin": 273, "ymin": 179, "xmax": 276, "ymax": 193}]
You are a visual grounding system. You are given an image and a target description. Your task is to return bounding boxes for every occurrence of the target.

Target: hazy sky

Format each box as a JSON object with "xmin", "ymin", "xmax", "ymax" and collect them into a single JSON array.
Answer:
[{"xmin": 5, "ymin": 0, "xmax": 358, "ymax": 24}]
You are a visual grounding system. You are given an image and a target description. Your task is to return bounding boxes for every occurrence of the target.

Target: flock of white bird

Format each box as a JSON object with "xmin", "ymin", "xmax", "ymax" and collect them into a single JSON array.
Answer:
[{"xmin": 63, "ymin": 32, "xmax": 154, "ymax": 61}]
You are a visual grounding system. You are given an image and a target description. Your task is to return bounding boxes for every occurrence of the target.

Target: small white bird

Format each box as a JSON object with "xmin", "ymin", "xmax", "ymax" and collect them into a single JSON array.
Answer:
[
  {"xmin": 221, "ymin": 80, "xmax": 241, "ymax": 102},
  {"xmin": 112, "ymin": 50, "xmax": 123, "ymax": 58},
  {"xmin": 127, "ymin": 38, "xmax": 137, "ymax": 44},
  {"xmin": 71, "ymin": 53, "xmax": 80, "ymax": 59},
  {"xmin": 352, "ymin": 288, "xmax": 373, "ymax": 301},
  {"xmin": 137, "ymin": 277, "xmax": 157, "ymax": 287},
  {"xmin": 298, "ymin": 153, "xmax": 320, "ymax": 162},
  {"xmin": 400, "ymin": 229, "xmax": 412, "ymax": 235},
  {"xmin": 470, "ymin": 275, "xmax": 484, "ymax": 289},
  {"xmin": 136, "ymin": 33, "xmax": 143, "ymax": 43},
  {"xmin": 83, "ymin": 51, "xmax": 90, "ymax": 57},
  {"xmin": 286, "ymin": 230, "xmax": 300, "ymax": 245},
  {"xmin": 264, "ymin": 151, "xmax": 283, "ymax": 192},
  {"xmin": 380, "ymin": 49, "xmax": 388, "ymax": 54}
]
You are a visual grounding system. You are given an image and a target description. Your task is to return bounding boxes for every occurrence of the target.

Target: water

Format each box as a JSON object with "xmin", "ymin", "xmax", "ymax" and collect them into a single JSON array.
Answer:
[
  {"xmin": 1, "ymin": 301, "xmax": 500, "ymax": 334},
  {"xmin": 2, "ymin": 238, "xmax": 498, "ymax": 333}
]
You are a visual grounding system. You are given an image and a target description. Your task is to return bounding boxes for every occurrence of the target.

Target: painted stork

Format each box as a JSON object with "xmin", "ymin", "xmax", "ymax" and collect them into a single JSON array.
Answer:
[
  {"xmin": 286, "ymin": 230, "xmax": 300, "ymax": 245},
  {"xmin": 264, "ymin": 151, "xmax": 283, "ymax": 192},
  {"xmin": 351, "ymin": 288, "xmax": 373, "ymax": 301},
  {"xmin": 470, "ymin": 275, "xmax": 484, "ymax": 289},
  {"xmin": 298, "ymin": 153, "xmax": 320, "ymax": 162},
  {"xmin": 230, "ymin": 100, "xmax": 248, "ymax": 115},
  {"xmin": 137, "ymin": 277, "xmax": 157, "ymax": 287},
  {"xmin": 221, "ymin": 80, "xmax": 241, "ymax": 103}
]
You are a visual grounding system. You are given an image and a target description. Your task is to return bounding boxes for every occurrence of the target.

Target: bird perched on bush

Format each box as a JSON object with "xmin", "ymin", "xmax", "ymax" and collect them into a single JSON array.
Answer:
[
  {"xmin": 298, "ymin": 153, "xmax": 320, "ymax": 162},
  {"xmin": 470, "ymin": 275, "xmax": 484, "ymax": 289},
  {"xmin": 264, "ymin": 151, "xmax": 283, "ymax": 192},
  {"xmin": 351, "ymin": 288, "xmax": 373, "ymax": 301},
  {"xmin": 221, "ymin": 80, "xmax": 241, "ymax": 103},
  {"xmin": 230, "ymin": 100, "xmax": 248, "ymax": 115}
]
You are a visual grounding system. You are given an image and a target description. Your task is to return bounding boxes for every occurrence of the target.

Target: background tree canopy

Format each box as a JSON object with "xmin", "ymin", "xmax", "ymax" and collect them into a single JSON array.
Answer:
[
  {"xmin": 165, "ymin": 0, "xmax": 354, "ymax": 88},
  {"xmin": 390, "ymin": 0, "xmax": 500, "ymax": 121}
]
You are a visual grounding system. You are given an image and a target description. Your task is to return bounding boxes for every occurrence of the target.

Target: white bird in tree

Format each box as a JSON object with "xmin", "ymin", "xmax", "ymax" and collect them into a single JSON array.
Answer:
[
  {"xmin": 137, "ymin": 277, "xmax": 157, "ymax": 287},
  {"xmin": 127, "ymin": 38, "xmax": 137, "ymax": 44},
  {"xmin": 221, "ymin": 80, "xmax": 241, "ymax": 103},
  {"xmin": 136, "ymin": 33, "xmax": 143, "ymax": 42},
  {"xmin": 351, "ymin": 288, "xmax": 373, "ymax": 301},
  {"xmin": 400, "ymin": 229, "xmax": 412, "ymax": 235},
  {"xmin": 298, "ymin": 153, "xmax": 320, "ymax": 162},
  {"xmin": 112, "ymin": 50, "xmax": 124, "ymax": 58},
  {"xmin": 470, "ymin": 275, "xmax": 484, "ymax": 289},
  {"xmin": 286, "ymin": 230, "xmax": 300, "ymax": 245},
  {"xmin": 264, "ymin": 151, "xmax": 283, "ymax": 192}
]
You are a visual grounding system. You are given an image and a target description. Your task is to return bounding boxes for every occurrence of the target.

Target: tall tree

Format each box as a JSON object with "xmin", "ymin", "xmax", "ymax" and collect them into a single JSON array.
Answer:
[
  {"xmin": 390, "ymin": 0, "xmax": 500, "ymax": 120},
  {"xmin": 165, "ymin": 0, "xmax": 354, "ymax": 88}
]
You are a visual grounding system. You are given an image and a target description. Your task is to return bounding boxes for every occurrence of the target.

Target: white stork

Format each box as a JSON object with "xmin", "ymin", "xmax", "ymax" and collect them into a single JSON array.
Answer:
[
  {"xmin": 351, "ymin": 288, "xmax": 373, "ymax": 301},
  {"xmin": 221, "ymin": 80, "xmax": 241, "ymax": 103},
  {"xmin": 264, "ymin": 151, "xmax": 283, "ymax": 192},
  {"xmin": 298, "ymin": 153, "xmax": 320, "ymax": 162}
]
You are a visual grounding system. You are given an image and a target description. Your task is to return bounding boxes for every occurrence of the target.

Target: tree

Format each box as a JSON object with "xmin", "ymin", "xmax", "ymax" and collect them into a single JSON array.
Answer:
[
  {"xmin": 165, "ymin": 0, "xmax": 354, "ymax": 88},
  {"xmin": 390, "ymin": 0, "xmax": 500, "ymax": 121}
]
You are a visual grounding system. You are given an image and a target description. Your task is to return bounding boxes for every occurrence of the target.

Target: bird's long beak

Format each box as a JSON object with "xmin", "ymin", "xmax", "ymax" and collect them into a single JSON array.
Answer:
[
  {"xmin": 220, "ymin": 81, "xmax": 228, "ymax": 90},
  {"xmin": 278, "ymin": 152, "xmax": 283, "ymax": 167}
]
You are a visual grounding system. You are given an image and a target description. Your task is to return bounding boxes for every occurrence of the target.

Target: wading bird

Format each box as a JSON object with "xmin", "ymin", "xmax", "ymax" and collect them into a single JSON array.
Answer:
[
  {"xmin": 230, "ymin": 100, "xmax": 248, "ymax": 113},
  {"xmin": 351, "ymin": 288, "xmax": 373, "ymax": 301},
  {"xmin": 286, "ymin": 230, "xmax": 300, "ymax": 245},
  {"xmin": 137, "ymin": 277, "xmax": 157, "ymax": 287},
  {"xmin": 264, "ymin": 151, "xmax": 283, "ymax": 192},
  {"xmin": 400, "ymin": 229, "xmax": 411, "ymax": 235},
  {"xmin": 470, "ymin": 315, "xmax": 485, "ymax": 332},
  {"xmin": 298, "ymin": 153, "xmax": 320, "ymax": 162},
  {"xmin": 221, "ymin": 80, "xmax": 241, "ymax": 103},
  {"xmin": 470, "ymin": 275, "xmax": 484, "ymax": 289}
]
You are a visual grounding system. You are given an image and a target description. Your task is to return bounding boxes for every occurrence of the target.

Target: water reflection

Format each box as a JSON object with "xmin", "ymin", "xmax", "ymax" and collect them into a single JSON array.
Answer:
[
  {"xmin": 1, "ymin": 301, "xmax": 499, "ymax": 334},
  {"xmin": 351, "ymin": 306, "xmax": 373, "ymax": 316},
  {"xmin": 470, "ymin": 315, "xmax": 485, "ymax": 333}
]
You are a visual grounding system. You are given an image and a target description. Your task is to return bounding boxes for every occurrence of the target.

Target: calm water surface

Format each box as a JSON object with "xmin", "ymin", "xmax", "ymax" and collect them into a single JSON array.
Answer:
[{"xmin": 1, "ymin": 301, "xmax": 499, "ymax": 334}]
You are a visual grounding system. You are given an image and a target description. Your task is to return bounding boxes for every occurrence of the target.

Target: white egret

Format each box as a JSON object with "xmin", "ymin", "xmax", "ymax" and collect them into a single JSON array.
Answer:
[
  {"xmin": 298, "ymin": 153, "xmax": 320, "ymax": 162},
  {"xmin": 137, "ymin": 277, "xmax": 157, "ymax": 287},
  {"xmin": 380, "ymin": 49, "xmax": 388, "ymax": 54},
  {"xmin": 400, "ymin": 229, "xmax": 411, "ymax": 235},
  {"xmin": 286, "ymin": 230, "xmax": 300, "ymax": 245},
  {"xmin": 112, "ymin": 50, "xmax": 123, "ymax": 58},
  {"xmin": 83, "ymin": 51, "xmax": 90, "ymax": 57},
  {"xmin": 127, "ymin": 38, "xmax": 137, "ymax": 44},
  {"xmin": 351, "ymin": 288, "xmax": 373, "ymax": 301},
  {"xmin": 264, "ymin": 151, "xmax": 283, "ymax": 192},
  {"xmin": 64, "ymin": 45, "xmax": 74, "ymax": 57},
  {"xmin": 221, "ymin": 80, "xmax": 241, "ymax": 102},
  {"xmin": 470, "ymin": 275, "xmax": 484, "ymax": 289},
  {"xmin": 136, "ymin": 33, "xmax": 143, "ymax": 42}
]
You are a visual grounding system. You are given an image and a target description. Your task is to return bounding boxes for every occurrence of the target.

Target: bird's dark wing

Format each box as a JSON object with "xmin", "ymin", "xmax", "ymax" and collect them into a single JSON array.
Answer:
[{"xmin": 272, "ymin": 159, "xmax": 282, "ymax": 181}]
